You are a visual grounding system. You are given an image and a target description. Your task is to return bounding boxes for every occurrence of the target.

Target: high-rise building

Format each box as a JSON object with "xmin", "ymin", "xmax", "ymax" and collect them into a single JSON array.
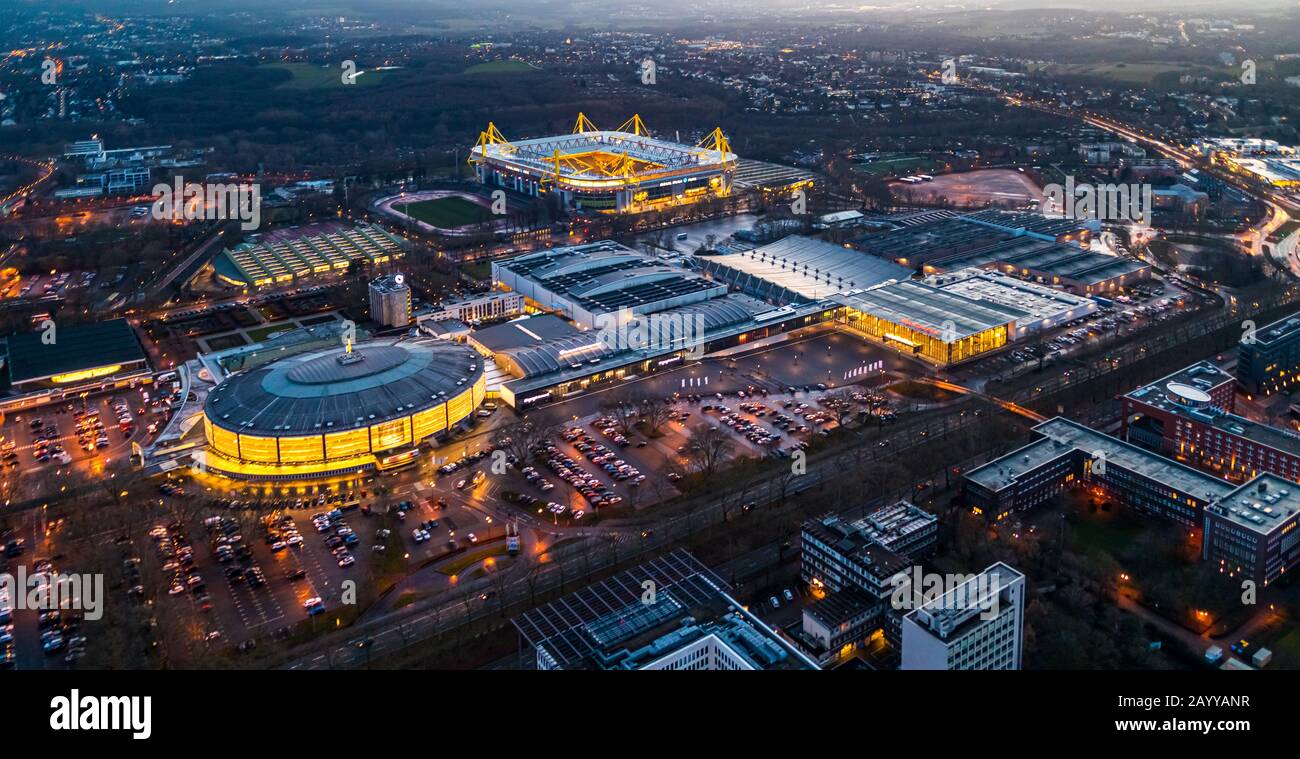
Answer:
[
  {"xmin": 901, "ymin": 562, "xmax": 1025, "ymax": 670},
  {"xmin": 369, "ymin": 273, "xmax": 412, "ymax": 328}
]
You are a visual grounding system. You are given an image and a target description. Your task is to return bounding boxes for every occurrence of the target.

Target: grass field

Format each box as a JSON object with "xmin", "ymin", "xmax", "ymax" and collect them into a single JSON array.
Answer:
[
  {"xmin": 464, "ymin": 60, "xmax": 537, "ymax": 75},
  {"xmin": 267, "ymin": 62, "xmax": 389, "ymax": 89},
  {"xmin": 396, "ymin": 196, "xmax": 494, "ymax": 228},
  {"xmin": 1034, "ymin": 62, "xmax": 1223, "ymax": 85}
]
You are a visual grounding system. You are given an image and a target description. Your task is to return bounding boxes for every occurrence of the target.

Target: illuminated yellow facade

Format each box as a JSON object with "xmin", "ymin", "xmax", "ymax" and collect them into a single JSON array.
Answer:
[
  {"xmin": 50, "ymin": 364, "xmax": 124, "ymax": 384},
  {"xmin": 840, "ymin": 307, "xmax": 1008, "ymax": 366},
  {"xmin": 203, "ymin": 374, "xmax": 485, "ymax": 480}
]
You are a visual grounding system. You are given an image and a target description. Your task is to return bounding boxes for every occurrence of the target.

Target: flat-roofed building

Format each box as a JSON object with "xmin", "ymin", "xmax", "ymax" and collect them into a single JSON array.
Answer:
[
  {"xmin": 489, "ymin": 243, "xmax": 830, "ymax": 408},
  {"xmin": 964, "ymin": 416, "xmax": 1237, "ymax": 526},
  {"xmin": 512, "ymin": 550, "xmax": 818, "ymax": 670},
  {"xmin": 493, "ymin": 240, "xmax": 726, "ymax": 328},
  {"xmin": 216, "ymin": 223, "xmax": 407, "ymax": 290},
  {"xmin": 841, "ymin": 501, "xmax": 939, "ymax": 559},
  {"xmin": 923, "ymin": 268, "xmax": 1097, "ymax": 340},
  {"xmin": 850, "ymin": 210, "xmax": 1147, "ymax": 294},
  {"xmin": 697, "ymin": 235, "xmax": 912, "ymax": 303},
  {"xmin": 1203, "ymin": 474, "xmax": 1300, "ymax": 587},
  {"xmin": 832, "ymin": 280, "xmax": 1018, "ymax": 366},
  {"xmin": 1237, "ymin": 310, "xmax": 1300, "ymax": 396},
  {"xmin": 901, "ymin": 562, "xmax": 1025, "ymax": 671},
  {"xmin": 797, "ymin": 511, "xmax": 918, "ymax": 664},
  {"xmin": 1121, "ymin": 361, "xmax": 1300, "ymax": 484},
  {"xmin": 0, "ymin": 319, "xmax": 151, "ymax": 410},
  {"xmin": 417, "ymin": 290, "xmax": 523, "ymax": 325}
]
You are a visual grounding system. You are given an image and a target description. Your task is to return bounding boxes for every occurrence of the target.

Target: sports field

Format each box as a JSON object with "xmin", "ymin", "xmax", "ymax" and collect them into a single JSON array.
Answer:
[
  {"xmin": 396, "ymin": 196, "xmax": 494, "ymax": 228},
  {"xmin": 1033, "ymin": 61, "xmax": 1227, "ymax": 85}
]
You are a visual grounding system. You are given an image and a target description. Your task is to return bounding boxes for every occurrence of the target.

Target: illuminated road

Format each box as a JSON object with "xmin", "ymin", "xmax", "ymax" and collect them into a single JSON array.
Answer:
[
  {"xmin": 918, "ymin": 377, "xmax": 1047, "ymax": 423},
  {"xmin": 0, "ymin": 154, "xmax": 56, "ymax": 212}
]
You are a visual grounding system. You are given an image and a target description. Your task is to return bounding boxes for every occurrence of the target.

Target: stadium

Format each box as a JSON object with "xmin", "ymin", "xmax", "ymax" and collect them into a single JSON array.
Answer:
[
  {"xmin": 469, "ymin": 113, "xmax": 737, "ymax": 214},
  {"xmin": 199, "ymin": 338, "xmax": 486, "ymax": 480}
]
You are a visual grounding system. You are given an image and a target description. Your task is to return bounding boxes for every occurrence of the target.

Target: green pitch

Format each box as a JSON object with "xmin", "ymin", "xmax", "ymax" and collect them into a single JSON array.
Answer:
[{"xmin": 396, "ymin": 196, "xmax": 495, "ymax": 228}]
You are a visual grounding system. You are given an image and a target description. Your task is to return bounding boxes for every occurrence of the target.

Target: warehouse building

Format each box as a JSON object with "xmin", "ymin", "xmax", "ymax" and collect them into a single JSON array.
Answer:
[
  {"xmin": 832, "ymin": 280, "xmax": 1018, "ymax": 366},
  {"xmin": 696, "ymin": 235, "xmax": 912, "ymax": 303},
  {"xmin": 489, "ymin": 242, "xmax": 830, "ymax": 407},
  {"xmin": 215, "ymin": 224, "xmax": 406, "ymax": 290},
  {"xmin": 492, "ymin": 240, "xmax": 727, "ymax": 328},
  {"xmin": 0, "ymin": 318, "xmax": 151, "ymax": 411},
  {"xmin": 850, "ymin": 210, "xmax": 1147, "ymax": 295}
]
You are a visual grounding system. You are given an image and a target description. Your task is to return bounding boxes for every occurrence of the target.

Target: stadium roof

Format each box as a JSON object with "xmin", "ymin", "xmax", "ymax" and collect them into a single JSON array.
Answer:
[
  {"xmin": 833, "ymin": 279, "xmax": 1027, "ymax": 340},
  {"xmin": 473, "ymin": 129, "xmax": 735, "ymax": 182},
  {"xmin": 204, "ymin": 339, "xmax": 482, "ymax": 434},
  {"xmin": 3, "ymin": 318, "xmax": 148, "ymax": 385},
  {"xmin": 699, "ymin": 235, "xmax": 911, "ymax": 301}
]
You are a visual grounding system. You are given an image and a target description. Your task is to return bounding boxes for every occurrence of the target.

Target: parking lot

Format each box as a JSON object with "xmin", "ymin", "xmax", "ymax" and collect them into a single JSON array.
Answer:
[{"xmin": 0, "ymin": 379, "xmax": 180, "ymax": 497}]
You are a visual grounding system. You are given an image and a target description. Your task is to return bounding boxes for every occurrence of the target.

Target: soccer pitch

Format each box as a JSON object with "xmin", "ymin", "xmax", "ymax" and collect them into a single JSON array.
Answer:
[{"xmin": 395, "ymin": 196, "xmax": 495, "ymax": 228}]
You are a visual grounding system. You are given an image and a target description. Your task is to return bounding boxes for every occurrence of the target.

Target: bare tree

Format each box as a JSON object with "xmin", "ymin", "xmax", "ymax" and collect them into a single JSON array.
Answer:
[
  {"xmin": 823, "ymin": 388, "xmax": 858, "ymax": 429},
  {"xmin": 638, "ymin": 395, "xmax": 674, "ymax": 436},
  {"xmin": 489, "ymin": 411, "xmax": 563, "ymax": 465},
  {"xmin": 684, "ymin": 424, "xmax": 733, "ymax": 478},
  {"xmin": 598, "ymin": 391, "xmax": 639, "ymax": 435}
]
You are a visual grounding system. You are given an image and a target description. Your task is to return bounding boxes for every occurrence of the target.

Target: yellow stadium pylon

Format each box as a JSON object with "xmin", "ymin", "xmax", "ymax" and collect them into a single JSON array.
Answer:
[
  {"xmin": 572, "ymin": 112, "xmax": 600, "ymax": 133},
  {"xmin": 615, "ymin": 114, "xmax": 650, "ymax": 136},
  {"xmin": 468, "ymin": 122, "xmax": 514, "ymax": 165}
]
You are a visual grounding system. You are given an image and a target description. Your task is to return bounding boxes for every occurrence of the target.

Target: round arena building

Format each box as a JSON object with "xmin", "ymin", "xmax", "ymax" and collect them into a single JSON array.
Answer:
[{"xmin": 201, "ymin": 339, "xmax": 486, "ymax": 480}]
